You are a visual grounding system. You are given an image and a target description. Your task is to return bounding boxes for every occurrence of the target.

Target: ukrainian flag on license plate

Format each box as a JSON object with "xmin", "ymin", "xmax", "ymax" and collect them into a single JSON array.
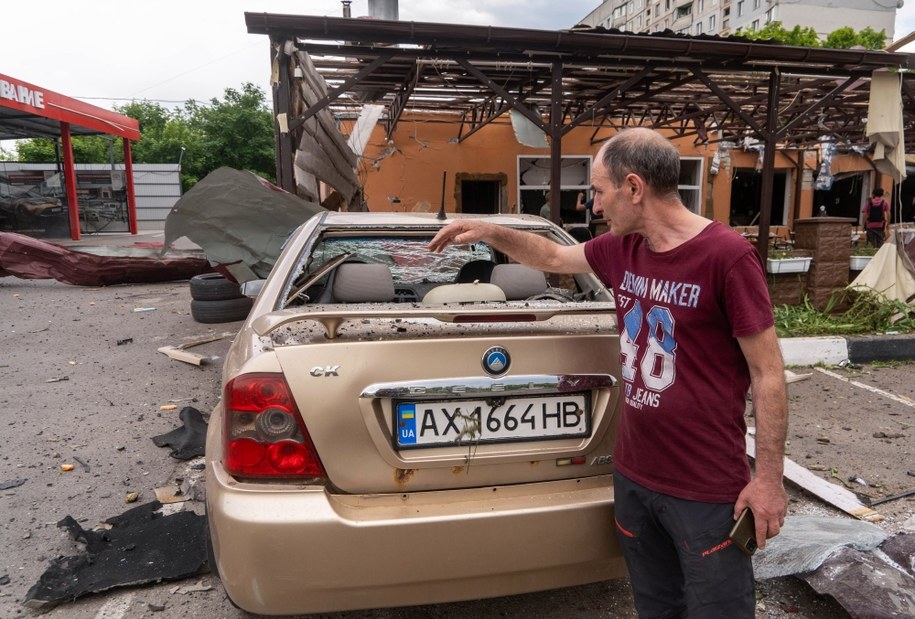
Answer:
[{"xmin": 397, "ymin": 403, "xmax": 417, "ymax": 445}]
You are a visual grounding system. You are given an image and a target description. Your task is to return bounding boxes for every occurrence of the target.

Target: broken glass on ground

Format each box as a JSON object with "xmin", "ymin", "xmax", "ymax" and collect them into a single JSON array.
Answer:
[
  {"xmin": 754, "ymin": 515, "xmax": 915, "ymax": 618},
  {"xmin": 753, "ymin": 515, "xmax": 888, "ymax": 580}
]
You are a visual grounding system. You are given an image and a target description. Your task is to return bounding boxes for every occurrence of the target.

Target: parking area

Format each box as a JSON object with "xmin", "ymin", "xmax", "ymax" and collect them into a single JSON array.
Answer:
[{"xmin": 1, "ymin": 276, "xmax": 913, "ymax": 619}]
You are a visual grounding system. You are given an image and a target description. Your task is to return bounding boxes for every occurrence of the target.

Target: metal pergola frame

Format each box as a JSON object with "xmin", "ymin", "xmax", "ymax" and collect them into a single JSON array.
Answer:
[{"xmin": 246, "ymin": 13, "xmax": 915, "ymax": 260}]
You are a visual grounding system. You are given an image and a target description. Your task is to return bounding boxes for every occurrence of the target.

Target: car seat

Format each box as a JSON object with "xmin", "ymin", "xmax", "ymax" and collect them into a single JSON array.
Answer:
[
  {"xmin": 489, "ymin": 264, "xmax": 548, "ymax": 300},
  {"xmin": 331, "ymin": 263, "xmax": 396, "ymax": 302}
]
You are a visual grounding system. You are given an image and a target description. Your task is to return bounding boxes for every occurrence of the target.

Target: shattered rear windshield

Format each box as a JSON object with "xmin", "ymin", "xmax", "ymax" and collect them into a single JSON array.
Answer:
[{"xmin": 308, "ymin": 236, "xmax": 496, "ymax": 284}]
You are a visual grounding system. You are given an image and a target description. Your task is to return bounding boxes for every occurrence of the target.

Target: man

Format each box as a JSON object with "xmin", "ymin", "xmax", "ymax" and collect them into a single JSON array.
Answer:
[
  {"xmin": 863, "ymin": 187, "xmax": 890, "ymax": 248},
  {"xmin": 429, "ymin": 127, "xmax": 788, "ymax": 617}
]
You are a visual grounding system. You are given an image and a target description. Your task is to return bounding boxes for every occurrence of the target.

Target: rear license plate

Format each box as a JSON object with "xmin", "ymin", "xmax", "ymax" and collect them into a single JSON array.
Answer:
[{"xmin": 394, "ymin": 394, "xmax": 590, "ymax": 448}]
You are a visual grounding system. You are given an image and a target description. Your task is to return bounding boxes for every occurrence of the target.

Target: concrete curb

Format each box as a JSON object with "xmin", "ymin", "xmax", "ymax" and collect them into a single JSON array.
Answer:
[
  {"xmin": 779, "ymin": 337, "xmax": 848, "ymax": 366},
  {"xmin": 780, "ymin": 334, "xmax": 915, "ymax": 366}
]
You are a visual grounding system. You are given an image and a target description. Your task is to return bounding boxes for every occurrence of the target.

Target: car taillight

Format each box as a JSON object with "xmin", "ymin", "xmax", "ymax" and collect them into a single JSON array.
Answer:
[{"xmin": 223, "ymin": 373, "xmax": 326, "ymax": 480}]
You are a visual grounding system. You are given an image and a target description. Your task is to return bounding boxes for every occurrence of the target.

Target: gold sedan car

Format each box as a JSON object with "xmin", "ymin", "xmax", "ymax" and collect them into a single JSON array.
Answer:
[{"xmin": 205, "ymin": 212, "xmax": 625, "ymax": 615}]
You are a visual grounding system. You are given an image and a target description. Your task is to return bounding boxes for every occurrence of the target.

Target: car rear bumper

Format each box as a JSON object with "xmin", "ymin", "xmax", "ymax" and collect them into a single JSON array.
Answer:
[{"xmin": 206, "ymin": 464, "xmax": 624, "ymax": 615}]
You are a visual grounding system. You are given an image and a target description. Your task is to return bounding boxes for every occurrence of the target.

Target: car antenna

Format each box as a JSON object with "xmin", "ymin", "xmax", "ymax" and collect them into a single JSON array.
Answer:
[{"xmin": 436, "ymin": 171, "xmax": 447, "ymax": 221}]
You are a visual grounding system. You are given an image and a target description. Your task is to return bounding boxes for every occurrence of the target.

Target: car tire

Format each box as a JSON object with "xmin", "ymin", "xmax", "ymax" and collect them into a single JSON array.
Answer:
[
  {"xmin": 189, "ymin": 273, "xmax": 242, "ymax": 301},
  {"xmin": 191, "ymin": 297, "xmax": 253, "ymax": 324}
]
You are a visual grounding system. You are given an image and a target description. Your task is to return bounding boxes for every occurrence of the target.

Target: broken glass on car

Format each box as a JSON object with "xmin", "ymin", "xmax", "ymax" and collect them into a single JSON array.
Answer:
[{"xmin": 283, "ymin": 236, "xmax": 496, "ymax": 306}]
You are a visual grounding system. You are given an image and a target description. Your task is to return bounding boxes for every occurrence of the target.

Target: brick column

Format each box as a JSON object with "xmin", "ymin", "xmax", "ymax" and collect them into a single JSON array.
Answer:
[{"xmin": 793, "ymin": 217, "xmax": 856, "ymax": 310}]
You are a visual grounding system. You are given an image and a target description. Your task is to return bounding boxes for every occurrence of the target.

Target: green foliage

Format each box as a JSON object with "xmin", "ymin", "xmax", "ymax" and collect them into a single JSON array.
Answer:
[
  {"xmin": 11, "ymin": 83, "xmax": 275, "ymax": 191},
  {"xmin": 768, "ymin": 249, "xmax": 800, "ymax": 260},
  {"xmin": 774, "ymin": 290, "xmax": 915, "ymax": 337},
  {"xmin": 736, "ymin": 21, "xmax": 819, "ymax": 47},
  {"xmin": 823, "ymin": 26, "xmax": 886, "ymax": 50},
  {"xmin": 183, "ymin": 83, "xmax": 275, "ymax": 188},
  {"xmin": 736, "ymin": 21, "xmax": 886, "ymax": 50},
  {"xmin": 851, "ymin": 243, "xmax": 879, "ymax": 256},
  {"xmin": 116, "ymin": 101, "xmax": 192, "ymax": 164},
  {"xmin": 16, "ymin": 135, "xmax": 120, "ymax": 164}
]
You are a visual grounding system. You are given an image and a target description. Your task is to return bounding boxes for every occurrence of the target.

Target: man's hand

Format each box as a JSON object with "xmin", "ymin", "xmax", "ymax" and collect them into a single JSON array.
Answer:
[
  {"xmin": 734, "ymin": 478, "xmax": 787, "ymax": 551},
  {"xmin": 429, "ymin": 218, "xmax": 590, "ymax": 274},
  {"xmin": 428, "ymin": 220, "xmax": 492, "ymax": 253}
]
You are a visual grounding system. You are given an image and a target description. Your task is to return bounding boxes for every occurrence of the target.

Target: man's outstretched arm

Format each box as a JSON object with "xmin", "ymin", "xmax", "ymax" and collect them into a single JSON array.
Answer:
[{"xmin": 429, "ymin": 220, "xmax": 590, "ymax": 274}]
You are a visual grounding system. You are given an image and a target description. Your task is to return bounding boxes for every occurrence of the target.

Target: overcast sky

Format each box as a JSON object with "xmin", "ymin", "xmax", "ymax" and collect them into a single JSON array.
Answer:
[{"xmin": 2, "ymin": 0, "xmax": 914, "ymax": 114}]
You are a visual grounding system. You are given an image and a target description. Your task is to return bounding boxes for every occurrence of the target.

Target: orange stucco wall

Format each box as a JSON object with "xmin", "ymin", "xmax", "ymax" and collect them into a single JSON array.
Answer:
[
  {"xmin": 352, "ymin": 116, "xmax": 603, "ymax": 213},
  {"xmin": 352, "ymin": 113, "xmax": 884, "ymax": 228}
]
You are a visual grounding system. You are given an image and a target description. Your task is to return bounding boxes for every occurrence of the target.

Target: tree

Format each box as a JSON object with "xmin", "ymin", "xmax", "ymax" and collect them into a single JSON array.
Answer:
[
  {"xmin": 823, "ymin": 26, "xmax": 886, "ymax": 50},
  {"xmin": 184, "ymin": 83, "xmax": 275, "ymax": 185},
  {"xmin": 116, "ymin": 100, "xmax": 194, "ymax": 166},
  {"xmin": 114, "ymin": 100, "xmax": 202, "ymax": 189},
  {"xmin": 735, "ymin": 21, "xmax": 887, "ymax": 50},
  {"xmin": 735, "ymin": 21, "xmax": 819, "ymax": 47},
  {"xmin": 15, "ymin": 135, "xmax": 118, "ymax": 164}
]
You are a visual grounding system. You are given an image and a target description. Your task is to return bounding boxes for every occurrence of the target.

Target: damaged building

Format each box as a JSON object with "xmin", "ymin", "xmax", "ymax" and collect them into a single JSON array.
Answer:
[{"xmin": 245, "ymin": 9, "xmax": 915, "ymax": 264}]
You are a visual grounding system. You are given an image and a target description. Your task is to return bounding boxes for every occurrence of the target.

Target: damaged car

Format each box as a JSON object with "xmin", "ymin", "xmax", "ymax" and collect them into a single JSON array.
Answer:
[
  {"xmin": 205, "ymin": 211, "xmax": 626, "ymax": 615},
  {"xmin": 0, "ymin": 174, "xmax": 63, "ymax": 226}
]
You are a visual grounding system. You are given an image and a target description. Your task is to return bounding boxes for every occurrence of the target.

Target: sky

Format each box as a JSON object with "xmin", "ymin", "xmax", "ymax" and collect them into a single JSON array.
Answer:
[
  {"xmin": 1, "ymin": 0, "xmax": 598, "ymax": 113},
  {"xmin": 2, "ymin": 0, "xmax": 914, "ymax": 116}
]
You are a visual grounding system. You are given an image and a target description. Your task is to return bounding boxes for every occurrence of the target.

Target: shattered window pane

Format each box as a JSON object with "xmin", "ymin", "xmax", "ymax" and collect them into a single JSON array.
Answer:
[{"xmin": 308, "ymin": 236, "xmax": 496, "ymax": 284}]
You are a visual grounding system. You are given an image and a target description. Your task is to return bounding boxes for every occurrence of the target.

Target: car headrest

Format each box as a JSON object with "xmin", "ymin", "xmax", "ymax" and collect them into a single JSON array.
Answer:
[
  {"xmin": 455, "ymin": 260, "xmax": 497, "ymax": 283},
  {"xmin": 421, "ymin": 283, "xmax": 506, "ymax": 304},
  {"xmin": 332, "ymin": 263, "xmax": 395, "ymax": 302},
  {"xmin": 489, "ymin": 264, "xmax": 548, "ymax": 300}
]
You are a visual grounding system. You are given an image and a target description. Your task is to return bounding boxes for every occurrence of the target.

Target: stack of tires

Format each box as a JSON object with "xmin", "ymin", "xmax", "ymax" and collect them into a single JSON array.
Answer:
[{"xmin": 189, "ymin": 273, "xmax": 253, "ymax": 324}]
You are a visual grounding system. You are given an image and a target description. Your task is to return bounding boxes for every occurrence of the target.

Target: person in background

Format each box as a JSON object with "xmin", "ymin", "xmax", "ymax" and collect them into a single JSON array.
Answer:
[
  {"xmin": 539, "ymin": 191, "xmax": 552, "ymax": 220},
  {"xmin": 576, "ymin": 191, "xmax": 595, "ymax": 232},
  {"xmin": 863, "ymin": 187, "xmax": 890, "ymax": 248},
  {"xmin": 430, "ymin": 127, "xmax": 788, "ymax": 618}
]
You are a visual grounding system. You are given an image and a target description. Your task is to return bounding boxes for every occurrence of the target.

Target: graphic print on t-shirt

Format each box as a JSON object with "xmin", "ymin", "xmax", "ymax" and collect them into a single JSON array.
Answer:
[{"xmin": 617, "ymin": 270, "xmax": 702, "ymax": 411}]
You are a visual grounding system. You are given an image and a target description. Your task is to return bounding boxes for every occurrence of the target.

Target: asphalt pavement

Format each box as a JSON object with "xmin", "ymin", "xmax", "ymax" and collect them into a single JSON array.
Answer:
[{"xmin": 2, "ymin": 257, "xmax": 914, "ymax": 618}]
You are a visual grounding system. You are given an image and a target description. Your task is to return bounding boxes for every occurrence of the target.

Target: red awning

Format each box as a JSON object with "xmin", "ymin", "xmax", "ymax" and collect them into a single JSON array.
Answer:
[{"xmin": 0, "ymin": 73, "xmax": 139, "ymax": 141}]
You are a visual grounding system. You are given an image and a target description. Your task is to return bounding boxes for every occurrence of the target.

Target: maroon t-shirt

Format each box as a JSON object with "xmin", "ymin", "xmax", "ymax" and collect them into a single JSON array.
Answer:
[
  {"xmin": 863, "ymin": 198, "xmax": 889, "ymax": 230},
  {"xmin": 584, "ymin": 221, "xmax": 774, "ymax": 503}
]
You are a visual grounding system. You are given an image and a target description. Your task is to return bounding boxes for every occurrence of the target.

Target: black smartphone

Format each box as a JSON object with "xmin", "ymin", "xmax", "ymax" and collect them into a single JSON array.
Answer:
[{"xmin": 728, "ymin": 508, "xmax": 758, "ymax": 556}]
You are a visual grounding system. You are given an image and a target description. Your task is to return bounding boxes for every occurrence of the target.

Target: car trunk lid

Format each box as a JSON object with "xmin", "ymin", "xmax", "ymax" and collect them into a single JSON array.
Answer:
[{"xmin": 264, "ymin": 305, "xmax": 621, "ymax": 494}]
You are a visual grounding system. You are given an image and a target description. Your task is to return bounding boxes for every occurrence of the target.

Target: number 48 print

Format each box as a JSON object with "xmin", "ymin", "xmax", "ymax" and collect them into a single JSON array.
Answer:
[{"xmin": 620, "ymin": 299, "xmax": 677, "ymax": 391}]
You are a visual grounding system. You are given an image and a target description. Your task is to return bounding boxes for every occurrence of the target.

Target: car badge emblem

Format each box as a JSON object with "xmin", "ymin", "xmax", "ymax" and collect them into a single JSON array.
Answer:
[{"xmin": 482, "ymin": 346, "xmax": 510, "ymax": 376}]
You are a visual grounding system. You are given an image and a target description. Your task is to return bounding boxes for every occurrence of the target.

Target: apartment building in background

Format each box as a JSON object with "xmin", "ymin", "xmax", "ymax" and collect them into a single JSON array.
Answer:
[{"xmin": 578, "ymin": 0, "xmax": 899, "ymax": 39}]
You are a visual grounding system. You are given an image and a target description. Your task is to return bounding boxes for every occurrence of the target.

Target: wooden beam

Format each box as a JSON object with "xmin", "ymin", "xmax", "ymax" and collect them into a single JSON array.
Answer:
[{"xmin": 745, "ymin": 433, "xmax": 883, "ymax": 522}]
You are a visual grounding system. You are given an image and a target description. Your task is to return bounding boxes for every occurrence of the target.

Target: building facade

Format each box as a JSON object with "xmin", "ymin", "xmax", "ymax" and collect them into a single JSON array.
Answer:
[{"xmin": 578, "ymin": 0, "xmax": 898, "ymax": 39}]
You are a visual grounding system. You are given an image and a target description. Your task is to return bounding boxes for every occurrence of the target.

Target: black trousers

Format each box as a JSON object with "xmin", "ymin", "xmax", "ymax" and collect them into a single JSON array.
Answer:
[
  {"xmin": 866, "ymin": 227, "xmax": 885, "ymax": 248},
  {"xmin": 613, "ymin": 472, "xmax": 755, "ymax": 618}
]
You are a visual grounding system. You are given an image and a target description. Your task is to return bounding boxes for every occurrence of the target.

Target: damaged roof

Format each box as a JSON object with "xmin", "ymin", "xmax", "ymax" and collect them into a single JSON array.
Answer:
[{"xmin": 245, "ymin": 13, "xmax": 915, "ymax": 151}]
